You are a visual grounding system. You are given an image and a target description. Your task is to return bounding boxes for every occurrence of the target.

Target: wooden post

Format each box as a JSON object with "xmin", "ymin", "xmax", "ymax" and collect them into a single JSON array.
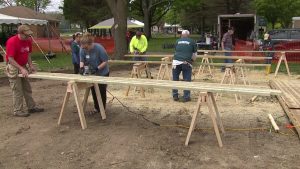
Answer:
[
  {"xmin": 93, "ymin": 83, "xmax": 106, "ymax": 120},
  {"xmin": 185, "ymin": 92, "xmax": 203, "ymax": 146},
  {"xmin": 72, "ymin": 82, "xmax": 87, "ymax": 129},
  {"xmin": 58, "ymin": 86, "xmax": 71, "ymax": 125}
]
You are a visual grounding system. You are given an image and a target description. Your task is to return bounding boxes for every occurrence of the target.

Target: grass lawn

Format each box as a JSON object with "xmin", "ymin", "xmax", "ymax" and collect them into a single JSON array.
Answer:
[
  {"xmin": 147, "ymin": 35, "xmax": 199, "ymax": 53},
  {"xmin": 30, "ymin": 51, "xmax": 300, "ymax": 75},
  {"xmin": 28, "ymin": 33, "xmax": 299, "ymax": 75}
]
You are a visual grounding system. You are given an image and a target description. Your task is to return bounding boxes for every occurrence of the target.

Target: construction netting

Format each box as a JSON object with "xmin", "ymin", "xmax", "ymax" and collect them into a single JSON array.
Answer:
[
  {"xmin": 31, "ymin": 37, "xmax": 115, "ymax": 55},
  {"xmin": 233, "ymin": 39, "xmax": 300, "ymax": 62}
]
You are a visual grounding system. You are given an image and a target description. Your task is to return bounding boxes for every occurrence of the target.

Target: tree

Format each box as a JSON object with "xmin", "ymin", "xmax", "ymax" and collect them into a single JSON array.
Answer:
[
  {"xmin": 130, "ymin": 0, "xmax": 173, "ymax": 39},
  {"xmin": 254, "ymin": 0, "xmax": 300, "ymax": 29},
  {"xmin": 0, "ymin": 0, "xmax": 51, "ymax": 11},
  {"xmin": 62, "ymin": 0, "xmax": 111, "ymax": 28},
  {"xmin": 105, "ymin": 0, "xmax": 128, "ymax": 59}
]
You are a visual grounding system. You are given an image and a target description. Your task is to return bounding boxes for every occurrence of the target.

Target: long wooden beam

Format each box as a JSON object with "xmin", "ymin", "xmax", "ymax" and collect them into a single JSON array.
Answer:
[
  {"xmin": 110, "ymin": 60, "xmax": 269, "ymax": 67},
  {"xmin": 124, "ymin": 54, "xmax": 272, "ymax": 60},
  {"xmin": 196, "ymin": 55, "xmax": 272, "ymax": 60},
  {"xmin": 108, "ymin": 60, "xmax": 171, "ymax": 64},
  {"xmin": 198, "ymin": 49, "xmax": 300, "ymax": 53},
  {"xmin": 21, "ymin": 72, "xmax": 281, "ymax": 96},
  {"xmin": 197, "ymin": 63, "xmax": 270, "ymax": 67}
]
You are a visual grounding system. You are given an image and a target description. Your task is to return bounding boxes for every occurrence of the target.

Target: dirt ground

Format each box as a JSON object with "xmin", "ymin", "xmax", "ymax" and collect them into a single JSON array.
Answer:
[{"xmin": 0, "ymin": 65, "xmax": 300, "ymax": 169}]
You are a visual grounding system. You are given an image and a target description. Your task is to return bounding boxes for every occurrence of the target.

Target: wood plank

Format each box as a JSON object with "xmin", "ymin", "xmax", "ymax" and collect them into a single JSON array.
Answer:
[
  {"xmin": 124, "ymin": 54, "xmax": 272, "ymax": 60},
  {"xmin": 198, "ymin": 50, "xmax": 300, "ymax": 53},
  {"xmin": 270, "ymin": 80, "xmax": 300, "ymax": 138},
  {"xmin": 197, "ymin": 55, "xmax": 272, "ymax": 60},
  {"xmin": 198, "ymin": 63, "xmax": 270, "ymax": 67},
  {"xmin": 268, "ymin": 114, "xmax": 279, "ymax": 132},
  {"xmin": 20, "ymin": 72, "xmax": 281, "ymax": 96},
  {"xmin": 271, "ymin": 80, "xmax": 300, "ymax": 109}
]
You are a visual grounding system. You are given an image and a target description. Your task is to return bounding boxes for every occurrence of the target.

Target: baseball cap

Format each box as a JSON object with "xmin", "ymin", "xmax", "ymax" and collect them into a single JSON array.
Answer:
[
  {"xmin": 18, "ymin": 25, "xmax": 33, "ymax": 36},
  {"xmin": 264, "ymin": 33, "xmax": 270, "ymax": 40}
]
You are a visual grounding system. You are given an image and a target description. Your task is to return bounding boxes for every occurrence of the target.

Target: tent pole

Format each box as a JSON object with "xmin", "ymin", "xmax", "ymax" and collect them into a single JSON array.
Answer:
[{"xmin": 30, "ymin": 35, "xmax": 51, "ymax": 63}]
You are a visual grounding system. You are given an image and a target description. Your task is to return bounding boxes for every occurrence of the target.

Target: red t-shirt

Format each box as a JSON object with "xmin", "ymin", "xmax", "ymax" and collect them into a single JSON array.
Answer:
[{"xmin": 5, "ymin": 35, "xmax": 32, "ymax": 66}]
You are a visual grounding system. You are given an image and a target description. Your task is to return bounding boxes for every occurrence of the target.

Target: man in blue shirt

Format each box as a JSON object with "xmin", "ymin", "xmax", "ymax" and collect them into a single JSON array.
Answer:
[
  {"xmin": 79, "ymin": 33, "xmax": 109, "ymax": 112},
  {"xmin": 172, "ymin": 30, "xmax": 197, "ymax": 102}
]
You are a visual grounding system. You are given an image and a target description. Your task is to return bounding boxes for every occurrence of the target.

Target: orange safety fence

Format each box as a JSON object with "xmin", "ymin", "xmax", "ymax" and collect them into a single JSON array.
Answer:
[
  {"xmin": 32, "ymin": 37, "xmax": 115, "ymax": 55},
  {"xmin": 234, "ymin": 39, "xmax": 300, "ymax": 62}
]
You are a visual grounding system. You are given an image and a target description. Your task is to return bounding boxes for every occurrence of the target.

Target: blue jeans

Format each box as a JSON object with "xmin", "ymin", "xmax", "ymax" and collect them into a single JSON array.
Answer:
[
  {"xmin": 172, "ymin": 63, "xmax": 192, "ymax": 99},
  {"xmin": 224, "ymin": 48, "xmax": 233, "ymax": 63},
  {"xmin": 133, "ymin": 51, "xmax": 146, "ymax": 61}
]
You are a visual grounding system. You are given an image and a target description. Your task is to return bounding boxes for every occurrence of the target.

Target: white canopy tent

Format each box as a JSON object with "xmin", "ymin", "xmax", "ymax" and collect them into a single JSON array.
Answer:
[
  {"xmin": 89, "ymin": 18, "xmax": 144, "ymax": 29},
  {"xmin": 0, "ymin": 13, "xmax": 47, "ymax": 25}
]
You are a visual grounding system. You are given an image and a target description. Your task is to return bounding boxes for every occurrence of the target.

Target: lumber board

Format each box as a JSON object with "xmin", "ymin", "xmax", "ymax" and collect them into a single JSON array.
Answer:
[
  {"xmin": 109, "ymin": 60, "xmax": 269, "ymax": 67},
  {"xmin": 197, "ymin": 63, "xmax": 270, "ymax": 67},
  {"xmin": 270, "ymin": 80, "xmax": 300, "ymax": 138},
  {"xmin": 20, "ymin": 72, "xmax": 281, "ymax": 96},
  {"xmin": 124, "ymin": 54, "xmax": 173, "ymax": 58},
  {"xmin": 270, "ymin": 80, "xmax": 300, "ymax": 109},
  {"xmin": 108, "ymin": 60, "xmax": 171, "ymax": 64},
  {"xmin": 268, "ymin": 114, "xmax": 279, "ymax": 132},
  {"xmin": 197, "ymin": 55, "xmax": 272, "ymax": 60},
  {"xmin": 197, "ymin": 49, "xmax": 300, "ymax": 53},
  {"xmin": 124, "ymin": 54, "xmax": 272, "ymax": 60}
]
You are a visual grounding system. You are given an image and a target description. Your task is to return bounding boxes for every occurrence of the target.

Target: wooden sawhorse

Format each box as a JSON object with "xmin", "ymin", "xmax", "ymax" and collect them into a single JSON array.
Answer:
[
  {"xmin": 58, "ymin": 81, "xmax": 106, "ymax": 129},
  {"xmin": 157, "ymin": 56, "xmax": 172, "ymax": 80},
  {"xmin": 196, "ymin": 53, "xmax": 213, "ymax": 77},
  {"xmin": 274, "ymin": 52, "xmax": 291, "ymax": 77},
  {"xmin": 185, "ymin": 92, "xmax": 225, "ymax": 147},
  {"xmin": 217, "ymin": 65, "xmax": 239, "ymax": 102},
  {"xmin": 125, "ymin": 63, "xmax": 152, "ymax": 97}
]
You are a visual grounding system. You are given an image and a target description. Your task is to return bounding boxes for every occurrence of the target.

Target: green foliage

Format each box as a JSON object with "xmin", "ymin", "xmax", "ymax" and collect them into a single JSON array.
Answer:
[
  {"xmin": 16, "ymin": 0, "xmax": 51, "ymax": 11},
  {"xmin": 62, "ymin": 0, "xmax": 112, "ymax": 28},
  {"xmin": 129, "ymin": 0, "xmax": 173, "ymax": 26},
  {"xmin": 254, "ymin": 0, "xmax": 300, "ymax": 28},
  {"xmin": 0, "ymin": 0, "xmax": 50, "ymax": 11}
]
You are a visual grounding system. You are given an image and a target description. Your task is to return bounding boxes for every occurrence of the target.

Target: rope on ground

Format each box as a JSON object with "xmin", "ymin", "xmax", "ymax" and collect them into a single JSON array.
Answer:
[
  {"xmin": 106, "ymin": 90, "xmax": 298, "ymax": 137},
  {"xmin": 107, "ymin": 90, "xmax": 160, "ymax": 126}
]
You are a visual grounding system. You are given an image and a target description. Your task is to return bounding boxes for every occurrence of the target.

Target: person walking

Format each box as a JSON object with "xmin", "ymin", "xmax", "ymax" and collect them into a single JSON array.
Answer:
[
  {"xmin": 221, "ymin": 27, "xmax": 234, "ymax": 71},
  {"xmin": 79, "ymin": 33, "xmax": 109, "ymax": 113},
  {"xmin": 5, "ymin": 25, "xmax": 44, "ymax": 117},
  {"xmin": 172, "ymin": 30, "xmax": 197, "ymax": 102}
]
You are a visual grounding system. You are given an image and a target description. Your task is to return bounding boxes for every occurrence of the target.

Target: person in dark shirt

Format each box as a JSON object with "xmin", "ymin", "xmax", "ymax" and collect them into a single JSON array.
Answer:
[
  {"xmin": 172, "ymin": 30, "xmax": 197, "ymax": 102},
  {"xmin": 71, "ymin": 32, "xmax": 82, "ymax": 74},
  {"xmin": 79, "ymin": 33, "xmax": 109, "ymax": 112}
]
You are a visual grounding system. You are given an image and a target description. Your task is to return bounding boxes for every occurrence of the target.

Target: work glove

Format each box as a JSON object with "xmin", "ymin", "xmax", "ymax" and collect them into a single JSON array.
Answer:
[{"xmin": 79, "ymin": 67, "xmax": 84, "ymax": 75}]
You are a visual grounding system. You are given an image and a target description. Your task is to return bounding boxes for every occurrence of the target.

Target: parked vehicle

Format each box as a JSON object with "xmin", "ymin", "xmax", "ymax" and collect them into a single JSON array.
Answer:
[{"xmin": 268, "ymin": 29, "xmax": 300, "ymax": 61}]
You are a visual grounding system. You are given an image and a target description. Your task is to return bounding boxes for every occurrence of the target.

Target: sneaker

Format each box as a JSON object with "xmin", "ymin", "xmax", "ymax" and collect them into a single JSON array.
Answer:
[
  {"xmin": 28, "ymin": 107, "xmax": 44, "ymax": 114},
  {"xmin": 173, "ymin": 97, "xmax": 179, "ymax": 101},
  {"xmin": 182, "ymin": 98, "xmax": 191, "ymax": 103},
  {"xmin": 14, "ymin": 111, "xmax": 30, "ymax": 117}
]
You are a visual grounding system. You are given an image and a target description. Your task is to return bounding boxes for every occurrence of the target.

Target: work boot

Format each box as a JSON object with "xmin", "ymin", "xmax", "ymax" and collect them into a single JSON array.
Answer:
[
  {"xmin": 14, "ymin": 111, "xmax": 30, "ymax": 117},
  {"xmin": 28, "ymin": 107, "xmax": 44, "ymax": 114}
]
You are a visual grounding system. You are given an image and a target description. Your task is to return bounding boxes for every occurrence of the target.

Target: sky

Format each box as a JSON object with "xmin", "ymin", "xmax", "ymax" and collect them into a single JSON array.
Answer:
[{"xmin": 45, "ymin": 0, "xmax": 63, "ymax": 12}]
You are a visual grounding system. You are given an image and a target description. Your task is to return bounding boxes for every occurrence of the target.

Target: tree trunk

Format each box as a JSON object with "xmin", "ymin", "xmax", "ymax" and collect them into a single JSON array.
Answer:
[
  {"xmin": 142, "ymin": 0, "xmax": 151, "ymax": 39},
  {"xmin": 105, "ymin": 0, "xmax": 128, "ymax": 59}
]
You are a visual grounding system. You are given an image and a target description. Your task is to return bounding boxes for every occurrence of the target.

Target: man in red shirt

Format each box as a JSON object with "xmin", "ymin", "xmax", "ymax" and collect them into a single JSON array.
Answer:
[{"xmin": 6, "ymin": 25, "xmax": 44, "ymax": 117}]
